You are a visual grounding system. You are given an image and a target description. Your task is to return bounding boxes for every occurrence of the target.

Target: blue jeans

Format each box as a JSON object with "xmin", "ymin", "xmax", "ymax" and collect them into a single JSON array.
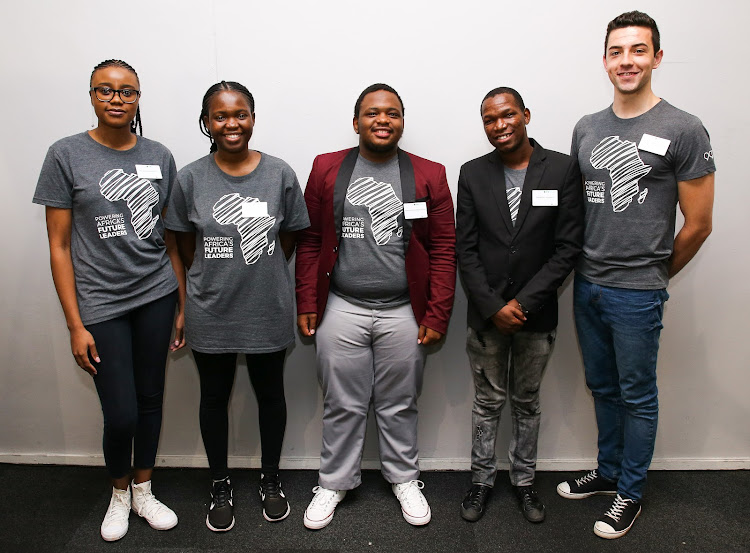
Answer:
[
  {"xmin": 574, "ymin": 275, "xmax": 668, "ymax": 501},
  {"xmin": 467, "ymin": 326, "xmax": 556, "ymax": 487}
]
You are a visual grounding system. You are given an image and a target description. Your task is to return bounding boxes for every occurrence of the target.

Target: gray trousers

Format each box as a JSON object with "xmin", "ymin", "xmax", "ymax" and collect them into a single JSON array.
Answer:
[
  {"xmin": 315, "ymin": 293, "xmax": 426, "ymax": 490},
  {"xmin": 467, "ymin": 326, "xmax": 555, "ymax": 487}
]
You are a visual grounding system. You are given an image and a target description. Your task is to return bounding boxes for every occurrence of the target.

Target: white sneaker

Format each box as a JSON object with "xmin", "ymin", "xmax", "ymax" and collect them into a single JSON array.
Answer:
[
  {"xmin": 303, "ymin": 486, "xmax": 346, "ymax": 530},
  {"xmin": 392, "ymin": 480, "xmax": 431, "ymax": 525},
  {"xmin": 131, "ymin": 480, "xmax": 178, "ymax": 530},
  {"xmin": 101, "ymin": 486, "xmax": 131, "ymax": 541}
]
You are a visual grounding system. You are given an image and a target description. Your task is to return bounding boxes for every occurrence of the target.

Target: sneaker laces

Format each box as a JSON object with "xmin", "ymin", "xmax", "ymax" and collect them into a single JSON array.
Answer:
[
  {"xmin": 603, "ymin": 494, "xmax": 630, "ymax": 522},
  {"xmin": 394, "ymin": 480, "xmax": 426, "ymax": 509},
  {"xmin": 309, "ymin": 486, "xmax": 339, "ymax": 510},
  {"xmin": 260, "ymin": 474, "xmax": 283, "ymax": 498},
  {"xmin": 212, "ymin": 478, "xmax": 231, "ymax": 508},
  {"xmin": 104, "ymin": 489, "xmax": 130, "ymax": 524},
  {"xmin": 575, "ymin": 469, "xmax": 599, "ymax": 486},
  {"xmin": 133, "ymin": 488, "xmax": 169, "ymax": 519},
  {"xmin": 466, "ymin": 485, "xmax": 490, "ymax": 509},
  {"xmin": 518, "ymin": 487, "xmax": 538, "ymax": 507}
]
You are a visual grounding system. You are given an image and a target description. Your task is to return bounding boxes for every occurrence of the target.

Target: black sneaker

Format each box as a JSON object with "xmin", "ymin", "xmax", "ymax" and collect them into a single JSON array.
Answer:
[
  {"xmin": 460, "ymin": 484, "xmax": 491, "ymax": 522},
  {"xmin": 514, "ymin": 485, "xmax": 545, "ymax": 523},
  {"xmin": 594, "ymin": 494, "xmax": 641, "ymax": 539},
  {"xmin": 260, "ymin": 473, "xmax": 290, "ymax": 522},
  {"xmin": 556, "ymin": 469, "xmax": 618, "ymax": 499},
  {"xmin": 207, "ymin": 477, "xmax": 235, "ymax": 532}
]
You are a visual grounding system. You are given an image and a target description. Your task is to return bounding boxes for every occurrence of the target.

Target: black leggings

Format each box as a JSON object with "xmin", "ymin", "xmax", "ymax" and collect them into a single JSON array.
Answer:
[
  {"xmin": 192, "ymin": 349, "xmax": 287, "ymax": 479},
  {"xmin": 87, "ymin": 291, "xmax": 177, "ymax": 479}
]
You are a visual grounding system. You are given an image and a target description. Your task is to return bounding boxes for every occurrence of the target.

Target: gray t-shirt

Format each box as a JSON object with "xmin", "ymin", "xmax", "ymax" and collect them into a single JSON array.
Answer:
[
  {"xmin": 164, "ymin": 153, "xmax": 309, "ymax": 354},
  {"xmin": 33, "ymin": 132, "xmax": 179, "ymax": 325},
  {"xmin": 504, "ymin": 166, "xmax": 527, "ymax": 226},
  {"xmin": 331, "ymin": 154, "xmax": 409, "ymax": 308},
  {"xmin": 571, "ymin": 100, "xmax": 716, "ymax": 289}
]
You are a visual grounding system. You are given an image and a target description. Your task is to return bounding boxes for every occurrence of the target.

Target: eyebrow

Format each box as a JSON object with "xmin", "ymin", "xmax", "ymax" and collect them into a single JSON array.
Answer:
[{"xmin": 608, "ymin": 42, "xmax": 649, "ymax": 51}]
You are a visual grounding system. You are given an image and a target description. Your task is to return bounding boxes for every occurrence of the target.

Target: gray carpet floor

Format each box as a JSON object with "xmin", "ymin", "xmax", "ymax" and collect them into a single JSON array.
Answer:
[{"xmin": 0, "ymin": 465, "xmax": 747, "ymax": 552}]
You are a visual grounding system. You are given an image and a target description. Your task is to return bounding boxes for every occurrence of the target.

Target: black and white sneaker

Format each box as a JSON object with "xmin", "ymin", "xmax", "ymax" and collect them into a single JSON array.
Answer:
[
  {"xmin": 207, "ymin": 477, "xmax": 235, "ymax": 532},
  {"xmin": 259, "ymin": 473, "xmax": 290, "ymax": 522},
  {"xmin": 556, "ymin": 469, "xmax": 618, "ymax": 499},
  {"xmin": 594, "ymin": 494, "xmax": 641, "ymax": 539}
]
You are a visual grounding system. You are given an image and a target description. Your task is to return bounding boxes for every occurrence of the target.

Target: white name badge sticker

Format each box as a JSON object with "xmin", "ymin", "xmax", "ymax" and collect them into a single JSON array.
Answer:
[
  {"xmin": 241, "ymin": 201, "xmax": 268, "ymax": 218},
  {"xmin": 532, "ymin": 190, "xmax": 558, "ymax": 206},
  {"xmin": 403, "ymin": 202, "xmax": 428, "ymax": 220},
  {"xmin": 135, "ymin": 164, "xmax": 163, "ymax": 179},
  {"xmin": 638, "ymin": 134, "xmax": 671, "ymax": 156}
]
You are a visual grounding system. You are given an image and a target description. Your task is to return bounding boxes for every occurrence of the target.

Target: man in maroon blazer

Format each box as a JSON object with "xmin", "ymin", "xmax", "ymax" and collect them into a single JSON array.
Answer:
[{"xmin": 295, "ymin": 83, "xmax": 456, "ymax": 530}]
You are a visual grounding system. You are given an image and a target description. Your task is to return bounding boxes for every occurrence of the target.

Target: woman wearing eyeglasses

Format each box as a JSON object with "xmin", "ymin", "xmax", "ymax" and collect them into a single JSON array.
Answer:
[
  {"xmin": 33, "ymin": 60, "xmax": 184, "ymax": 542},
  {"xmin": 165, "ymin": 81, "xmax": 309, "ymax": 532}
]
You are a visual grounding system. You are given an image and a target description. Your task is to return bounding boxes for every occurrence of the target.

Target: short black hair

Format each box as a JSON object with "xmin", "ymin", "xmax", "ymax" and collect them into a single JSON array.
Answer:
[
  {"xmin": 605, "ymin": 11, "xmax": 660, "ymax": 54},
  {"xmin": 481, "ymin": 87, "xmax": 526, "ymax": 114},
  {"xmin": 90, "ymin": 59, "xmax": 142, "ymax": 135},
  {"xmin": 199, "ymin": 81, "xmax": 256, "ymax": 153},
  {"xmin": 354, "ymin": 83, "xmax": 405, "ymax": 118}
]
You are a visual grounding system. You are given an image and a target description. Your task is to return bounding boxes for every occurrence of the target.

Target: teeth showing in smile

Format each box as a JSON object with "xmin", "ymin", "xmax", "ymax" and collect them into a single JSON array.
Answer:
[{"xmin": 225, "ymin": 134, "xmax": 241, "ymax": 139}]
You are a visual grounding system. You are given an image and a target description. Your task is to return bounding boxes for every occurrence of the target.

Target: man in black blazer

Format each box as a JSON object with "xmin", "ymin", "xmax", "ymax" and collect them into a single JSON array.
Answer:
[{"xmin": 456, "ymin": 87, "xmax": 583, "ymax": 524}]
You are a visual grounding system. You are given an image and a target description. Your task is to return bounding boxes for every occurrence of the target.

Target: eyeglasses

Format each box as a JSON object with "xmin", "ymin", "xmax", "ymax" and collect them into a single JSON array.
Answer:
[{"xmin": 89, "ymin": 87, "xmax": 141, "ymax": 104}]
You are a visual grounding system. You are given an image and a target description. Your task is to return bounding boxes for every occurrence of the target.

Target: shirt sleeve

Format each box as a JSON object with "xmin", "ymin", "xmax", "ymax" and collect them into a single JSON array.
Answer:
[
  {"xmin": 672, "ymin": 117, "xmax": 716, "ymax": 182},
  {"xmin": 32, "ymin": 145, "xmax": 74, "ymax": 208},
  {"xmin": 163, "ymin": 171, "xmax": 195, "ymax": 232},
  {"xmin": 281, "ymin": 167, "xmax": 310, "ymax": 232}
]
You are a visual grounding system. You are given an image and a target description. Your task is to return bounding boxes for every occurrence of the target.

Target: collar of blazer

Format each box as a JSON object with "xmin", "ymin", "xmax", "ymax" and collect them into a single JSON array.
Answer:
[
  {"xmin": 488, "ymin": 138, "xmax": 549, "ymax": 235},
  {"xmin": 333, "ymin": 147, "xmax": 417, "ymax": 253}
]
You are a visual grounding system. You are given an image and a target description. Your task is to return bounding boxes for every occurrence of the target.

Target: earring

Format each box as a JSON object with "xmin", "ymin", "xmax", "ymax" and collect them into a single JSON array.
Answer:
[{"xmin": 90, "ymin": 105, "xmax": 97, "ymax": 128}]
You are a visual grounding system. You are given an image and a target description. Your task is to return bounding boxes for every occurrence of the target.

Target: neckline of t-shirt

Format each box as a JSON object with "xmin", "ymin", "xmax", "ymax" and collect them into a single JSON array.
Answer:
[
  {"xmin": 607, "ymin": 98, "xmax": 668, "ymax": 122},
  {"xmin": 210, "ymin": 151, "xmax": 266, "ymax": 181},
  {"xmin": 82, "ymin": 131, "xmax": 142, "ymax": 155},
  {"xmin": 355, "ymin": 153, "xmax": 399, "ymax": 168}
]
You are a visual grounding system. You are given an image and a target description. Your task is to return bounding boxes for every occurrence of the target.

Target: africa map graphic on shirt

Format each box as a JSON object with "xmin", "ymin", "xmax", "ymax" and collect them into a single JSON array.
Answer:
[
  {"xmin": 212, "ymin": 193, "xmax": 276, "ymax": 264},
  {"xmin": 345, "ymin": 177, "xmax": 403, "ymax": 245},
  {"xmin": 99, "ymin": 169, "xmax": 159, "ymax": 239},
  {"xmin": 589, "ymin": 136, "xmax": 652, "ymax": 212}
]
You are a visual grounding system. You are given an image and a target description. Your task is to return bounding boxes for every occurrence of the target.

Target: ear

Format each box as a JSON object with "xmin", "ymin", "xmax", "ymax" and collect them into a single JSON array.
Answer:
[
  {"xmin": 353, "ymin": 116, "xmax": 359, "ymax": 135},
  {"xmin": 602, "ymin": 54, "xmax": 608, "ymax": 71},
  {"xmin": 202, "ymin": 115, "xmax": 210, "ymax": 134},
  {"xmin": 653, "ymin": 49, "xmax": 664, "ymax": 69},
  {"xmin": 524, "ymin": 108, "xmax": 531, "ymax": 125}
]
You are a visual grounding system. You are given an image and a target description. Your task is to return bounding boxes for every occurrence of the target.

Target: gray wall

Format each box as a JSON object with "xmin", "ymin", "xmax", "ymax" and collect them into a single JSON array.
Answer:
[{"xmin": 1, "ymin": 0, "xmax": 747, "ymax": 471}]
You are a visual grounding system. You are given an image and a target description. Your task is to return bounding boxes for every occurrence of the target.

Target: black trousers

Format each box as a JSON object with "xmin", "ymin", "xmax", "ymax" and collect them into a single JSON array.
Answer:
[{"xmin": 192, "ymin": 349, "xmax": 287, "ymax": 479}]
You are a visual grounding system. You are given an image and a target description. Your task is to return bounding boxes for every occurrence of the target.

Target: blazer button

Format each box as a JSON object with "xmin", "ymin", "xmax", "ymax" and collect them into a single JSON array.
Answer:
[
  {"xmin": 510, "ymin": 247, "xmax": 517, "ymax": 254},
  {"xmin": 333, "ymin": 246, "xmax": 338, "ymax": 253},
  {"xmin": 326, "ymin": 272, "xmax": 330, "ymax": 278},
  {"xmin": 508, "ymin": 278, "xmax": 515, "ymax": 286}
]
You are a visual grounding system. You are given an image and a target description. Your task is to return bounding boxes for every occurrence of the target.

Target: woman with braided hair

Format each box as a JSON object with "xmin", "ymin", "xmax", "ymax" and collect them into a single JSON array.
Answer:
[
  {"xmin": 33, "ymin": 60, "xmax": 185, "ymax": 541},
  {"xmin": 165, "ymin": 81, "xmax": 309, "ymax": 531}
]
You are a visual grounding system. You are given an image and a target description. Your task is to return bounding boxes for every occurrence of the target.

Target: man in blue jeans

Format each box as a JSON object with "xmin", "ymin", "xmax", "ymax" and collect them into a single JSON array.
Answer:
[{"xmin": 557, "ymin": 11, "xmax": 715, "ymax": 539}]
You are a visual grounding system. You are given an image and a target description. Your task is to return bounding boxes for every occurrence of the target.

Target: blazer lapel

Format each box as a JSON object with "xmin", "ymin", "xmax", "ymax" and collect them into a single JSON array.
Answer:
[
  {"xmin": 398, "ymin": 149, "xmax": 416, "ymax": 252},
  {"xmin": 487, "ymin": 153, "xmax": 514, "ymax": 234},
  {"xmin": 513, "ymin": 140, "xmax": 547, "ymax": 236},
  {"xmin": 333, "ymin": 147, "xmax": 360, "ymax": 241}
]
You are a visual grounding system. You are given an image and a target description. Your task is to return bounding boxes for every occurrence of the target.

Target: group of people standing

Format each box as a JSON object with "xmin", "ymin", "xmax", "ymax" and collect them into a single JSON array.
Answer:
[{"xmin": 33, "ymin": 10, "xmax": 714, "ymax": 544}]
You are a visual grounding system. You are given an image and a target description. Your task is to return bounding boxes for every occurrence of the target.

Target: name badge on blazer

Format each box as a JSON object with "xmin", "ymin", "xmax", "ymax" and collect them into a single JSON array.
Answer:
[
  {"xmin": 532, "ymin": 190, "xmax": 558, "ymax": 206},
  {"xmin": 403, "ymin": 201, "xmax": 428, "ymax": 220}
]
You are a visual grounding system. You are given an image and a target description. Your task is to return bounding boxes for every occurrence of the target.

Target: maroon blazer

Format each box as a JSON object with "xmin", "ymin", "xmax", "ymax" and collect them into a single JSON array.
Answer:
[{"xmin": 295, "ymin": 147, "xmax": 456, "ymax": 335}]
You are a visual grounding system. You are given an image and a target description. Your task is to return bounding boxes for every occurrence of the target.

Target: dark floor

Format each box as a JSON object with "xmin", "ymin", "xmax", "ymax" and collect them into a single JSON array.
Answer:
[{"xmin": 0, "ymin": 465, "xmax": 747, "ymax": 552}]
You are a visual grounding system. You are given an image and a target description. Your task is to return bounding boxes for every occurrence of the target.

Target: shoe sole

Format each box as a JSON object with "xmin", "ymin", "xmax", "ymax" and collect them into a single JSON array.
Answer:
[
  {"xmin": 133, "ymin": 508, "xmax": 178, "ymax": 530},
  {"xmin": 402, "ymin": 507, "xmax": 431, "ymax": 526},
  {"xmin": 101, "ymin": 528, "xmax": 128, "ymax": 542},
  {"xmin": 304, "ymin": 510, "xmax": 334, "ymax": 530},
  {"xmin": 593, "ymin": 507, "xmax": 641, "ymax": 539},
  {"xmin": 556, "ymin": 483, "xmax": 618, "ymax": 499},
  {"xmin": 206, "ymin": 514, "xmax": 235, "ymax": 532},
  {"xmin": 263, "ymin": 502, "xmax": 291, "ymax": 522}
]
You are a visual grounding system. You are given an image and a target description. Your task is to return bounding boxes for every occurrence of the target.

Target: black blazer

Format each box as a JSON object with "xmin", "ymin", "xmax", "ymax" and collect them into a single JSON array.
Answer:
[{"xmin": 456, "ymin": 139, "xmax": 584, "ymax": 332}]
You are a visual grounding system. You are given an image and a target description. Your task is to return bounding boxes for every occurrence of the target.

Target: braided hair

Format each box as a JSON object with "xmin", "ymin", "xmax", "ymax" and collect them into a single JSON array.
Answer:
[
  {"xmin": 90, "ymin": 59, "xmax": 142, "ymax": 135},
  {"xmin": 199, "ymin": 81, "xmax": 255, "ymax": 153}
]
